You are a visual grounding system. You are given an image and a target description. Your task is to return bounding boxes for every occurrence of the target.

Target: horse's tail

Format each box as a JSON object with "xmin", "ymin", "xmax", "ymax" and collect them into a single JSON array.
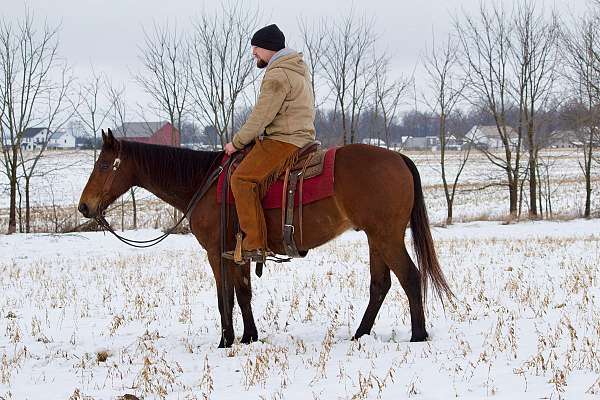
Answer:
[{"xmin": 400, "ymin": 154, "xmax": 453, "ymax": 305}]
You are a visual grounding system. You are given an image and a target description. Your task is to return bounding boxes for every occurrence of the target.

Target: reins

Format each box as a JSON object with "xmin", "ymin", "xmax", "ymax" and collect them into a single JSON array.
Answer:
[{"xmin": 95, "ymin": 152, "xmax": 225, "ymax": 248}]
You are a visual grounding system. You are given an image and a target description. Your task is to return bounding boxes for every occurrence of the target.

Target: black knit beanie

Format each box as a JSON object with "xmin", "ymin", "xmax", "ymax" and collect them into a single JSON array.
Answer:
[{"xmin": 251, "ymin": 24, "xmax": 285, "ymax": 51}]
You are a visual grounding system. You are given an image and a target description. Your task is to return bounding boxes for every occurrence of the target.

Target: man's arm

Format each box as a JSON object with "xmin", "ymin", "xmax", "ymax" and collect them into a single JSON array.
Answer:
[{"xmin": 232, "ymin": 69, "xmax": 289, "ymax": 149}]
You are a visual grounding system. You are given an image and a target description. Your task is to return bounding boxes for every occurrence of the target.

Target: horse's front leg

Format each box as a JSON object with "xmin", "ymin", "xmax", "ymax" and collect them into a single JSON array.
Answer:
[
  {"xmin": 232, "ymin": 262, "xmax": 258, "ymax": 344},
  {"xmin": 208, "ymin": 253, "xmax": 235, "ymax": 348}
]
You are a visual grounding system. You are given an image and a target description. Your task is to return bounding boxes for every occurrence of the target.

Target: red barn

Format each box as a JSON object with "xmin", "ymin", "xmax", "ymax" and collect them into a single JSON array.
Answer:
[{"xmin": 113, "ymin": 121, "xmax": 180, "ymax": 146}]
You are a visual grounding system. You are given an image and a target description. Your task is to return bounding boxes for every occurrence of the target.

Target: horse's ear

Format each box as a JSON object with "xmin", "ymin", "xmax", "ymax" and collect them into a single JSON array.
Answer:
[{"xmin": 103, "ymin": 128, "xmax": 119, "ymax": 150}]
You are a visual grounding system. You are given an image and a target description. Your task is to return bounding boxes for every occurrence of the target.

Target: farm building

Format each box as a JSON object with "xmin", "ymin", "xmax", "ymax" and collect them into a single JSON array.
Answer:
[
  {"xmin": 21, "ymin": 128, "xmax": 51, "ymax": 151},
  {"xmin": 465, "ymin": 125, "xmax": 518, "ymax": 149},
  {"xmin": 112, "ymin": 121, "xmax": 180, "ymax": 147},
  {"xmin": 48, "ymin": 131, "xmax": 77, "ymax": 149},
  {"xmin": 361, "ymin": 138, "xmax": 387, "ymax": 147},
  {"xmin": 404, "ymin": 136, "xmax": 440, "ymax": 150}
]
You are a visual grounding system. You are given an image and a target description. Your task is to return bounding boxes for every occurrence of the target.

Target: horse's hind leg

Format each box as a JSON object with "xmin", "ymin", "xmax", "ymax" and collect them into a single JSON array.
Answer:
[
  {"xmin": 380, "ymin": 241, "xmax": 428, "ymax": 342},
  {"xmin": 353, "ymin": 238, "xmax": 428, "ymax": 342},
  {"xmin": 353, "ymin": 244, "xmax": 391, "ymax": 340}
]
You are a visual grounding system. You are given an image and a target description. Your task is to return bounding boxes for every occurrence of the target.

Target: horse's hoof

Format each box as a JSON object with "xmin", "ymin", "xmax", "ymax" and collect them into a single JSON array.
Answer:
[
  {"xmin": 410, "ymin": 332, "xmax": 429, "ymax": 342},
  {"xmin": 240, "ymin": 332, "xmax": 258, "ymax": 344},
  {"xmin": 218, "ymin": 337, "xmax": 234, "ymax": 348}
]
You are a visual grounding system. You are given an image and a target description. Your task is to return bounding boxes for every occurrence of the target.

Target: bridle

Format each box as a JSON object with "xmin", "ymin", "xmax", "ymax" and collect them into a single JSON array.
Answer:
[
  {"xmin": 93, "ymin": 151, "xmax": 224, "ymax": 248},
  {"xmin": 100, "ymin": 154, "xmax": 122, "ymax": 197}
]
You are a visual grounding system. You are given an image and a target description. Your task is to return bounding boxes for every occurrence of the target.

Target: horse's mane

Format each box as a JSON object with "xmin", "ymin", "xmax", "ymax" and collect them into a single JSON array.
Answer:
[{"xmin": 120, "ymin": 140, "xmax": 223, "ymax": 191}]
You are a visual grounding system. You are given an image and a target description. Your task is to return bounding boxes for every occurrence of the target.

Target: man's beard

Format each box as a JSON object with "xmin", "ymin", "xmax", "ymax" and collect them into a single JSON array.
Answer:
[{"xmin": 256, "ymin": 58, "xmax": 268, "ymax": 69}]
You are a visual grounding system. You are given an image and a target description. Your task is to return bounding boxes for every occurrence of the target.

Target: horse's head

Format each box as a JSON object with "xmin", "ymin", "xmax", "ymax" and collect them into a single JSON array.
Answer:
[{"xmin": 78, "ymin": 129, "xmax": 135, "ymax": 218}]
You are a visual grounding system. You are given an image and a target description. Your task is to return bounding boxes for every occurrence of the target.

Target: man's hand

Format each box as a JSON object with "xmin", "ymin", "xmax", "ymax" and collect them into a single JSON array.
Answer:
[{"xmin": 224, "ymin": 142, "xmax": 238, "ymax": 156}]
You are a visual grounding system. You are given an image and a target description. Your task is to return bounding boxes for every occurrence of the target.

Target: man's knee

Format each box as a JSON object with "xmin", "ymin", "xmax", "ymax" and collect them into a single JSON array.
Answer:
[
  {"xmin": 231, "ymin": 172, "xmax": 257, "ymax": 196},
  {"xmin": 233, "ymin": 161, "xmax": 267, "ymax": 185}
]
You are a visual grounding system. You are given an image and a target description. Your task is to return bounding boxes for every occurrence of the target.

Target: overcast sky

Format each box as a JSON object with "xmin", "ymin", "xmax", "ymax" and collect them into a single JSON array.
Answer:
[{"xmin": 2, "ymin": 0, "xmax": 592, "ymax": 119}]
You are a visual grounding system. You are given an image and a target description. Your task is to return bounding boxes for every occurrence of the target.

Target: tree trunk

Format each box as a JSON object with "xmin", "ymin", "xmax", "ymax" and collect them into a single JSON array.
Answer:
[
  {"xmin": 25, "ymin": 178, "xmax": 31, "ymax": 233},
  {"xmin": 528, "ymin": 154, "xmax": 538, "ymax": 218},
  {"xmin": 8, "ymin": 148, "xmax": 18, "ymax": 234},
  {"xmin": 93, "ymin": 131, "xmax": 98, "ymax": 161},
  {"xmin": 584, "ymin": 141, "xmax": 592, "ymax": 219},
  {"xmin": 517, "ymin": 175, "xmax": 524, "ymax": 219},
  {"xmin": 585, "ymin": 166, "xmax": 591, "ymax": 218},
  {"xmin": 536, "ymin": 162, "xmax": 543, "ymax": 219},
  {"xmin": 440, "ymin": 113, "xmax": 453, "ymax": 225},
  {"xmin": 509, "ymin": 177, "xmax": 519, "ymax": 218},
  {"xmin": 446, "ymin": 200, "xmax": 453, "ymax": 226},
  {"xmin": 8, "ymin": 176, "xmax": 17, "ymax": 234},
  {"xmin": 17, "ymin": 182, "xmax": 23, "ymax": 233}
]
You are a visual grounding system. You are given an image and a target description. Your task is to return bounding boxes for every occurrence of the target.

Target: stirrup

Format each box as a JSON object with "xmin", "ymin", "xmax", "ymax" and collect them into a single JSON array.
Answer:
[{"xmin": 222, "ymin": 249, "xmax": 271, "ymax": 265}]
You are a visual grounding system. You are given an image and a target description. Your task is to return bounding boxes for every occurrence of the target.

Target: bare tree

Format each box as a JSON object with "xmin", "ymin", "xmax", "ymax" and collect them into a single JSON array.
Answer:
[
  {"xmin": 298, "ymin": 17, "xmax": 328, "ymax": 107},
  {"xmin": 320, "ymin": 12, "xmax": 382, "ymax": 145},
  {"xmin": 18, "ymin": 65, "xmax": 74, "ymax": 233},
  {"xmin": 537, "ymin": 150, "xmax": 565, "ymax": 219},
  {"xmin": 562, "ymin": 13, "xmax": 600, "ymax": 218},
  {"xmin": 136, "ymin": 21, "xmax": 190, "ymax": 146},
  {"xmin": 69, "ymin": 69, "xmax": 113, "ymax": 161},
  {"xmin": 423, "ymin": 33, "xmax": 470, "ymax": 225},
  {"xmin": 0, "ymin": 10, "xmax": 68, "ymax": 233},
  {"xmin": 455, "ymin": 2, "xmax": 524, "ymax": 219},
  {"xmin": 511, "ymin": 2, "xmax": 559, "ymax": 219},
  {"xmin": 188, "ymin": 2, "xmax": 260, "ymax": 147},
  {"xmin": 373, "ymin": 60, "xmax": 411, "ymax": 148}
]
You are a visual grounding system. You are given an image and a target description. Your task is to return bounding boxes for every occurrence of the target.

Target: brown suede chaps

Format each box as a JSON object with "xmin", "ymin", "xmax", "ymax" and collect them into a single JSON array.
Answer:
[{"xmin": 231, "ymin": 138, "xmax": 299, "ymax": 251}]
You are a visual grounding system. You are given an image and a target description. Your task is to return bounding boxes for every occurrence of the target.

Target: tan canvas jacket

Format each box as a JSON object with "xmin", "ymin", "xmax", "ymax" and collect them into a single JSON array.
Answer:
[{"xmin": 232, "ymin": 51, "xmax": 316, "ymax": 149}]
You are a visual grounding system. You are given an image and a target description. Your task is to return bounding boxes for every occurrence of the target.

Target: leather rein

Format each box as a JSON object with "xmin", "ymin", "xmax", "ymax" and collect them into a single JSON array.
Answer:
[{"xmin": 94, "ymin": 152, "xmax": 225, "ymax": 248}]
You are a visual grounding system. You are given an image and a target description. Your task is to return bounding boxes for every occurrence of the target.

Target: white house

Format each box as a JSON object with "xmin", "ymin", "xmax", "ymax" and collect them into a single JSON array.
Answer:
[
  {"xmin": 404, "ymin": 136, "xmax": 440, "ymax": 150},
  {"xmin": 361, "ymin": 138, "xmax": 387, "ymax": 147},
  {"xmin": 48, "ymin": 131, "xmax": 76, "ymax": 149},
  {"xmin": 21, "ymin": 128, "xmax": 51, "ymax": 151},
  {"xmin": 465, "ymin": 125, "xmax": 517, "ymax": 149}
]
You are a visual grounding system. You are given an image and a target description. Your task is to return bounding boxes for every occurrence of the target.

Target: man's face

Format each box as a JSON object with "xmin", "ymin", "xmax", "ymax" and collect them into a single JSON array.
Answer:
[{"xmin": 252, "ymin": 46, "xmax": 271, "ymax": 69}]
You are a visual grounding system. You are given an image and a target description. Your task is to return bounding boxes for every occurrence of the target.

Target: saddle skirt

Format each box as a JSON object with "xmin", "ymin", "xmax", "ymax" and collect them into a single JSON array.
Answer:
[{"xmin": 216, "ymin": 146, "xmax": 337, "ymax": 209}]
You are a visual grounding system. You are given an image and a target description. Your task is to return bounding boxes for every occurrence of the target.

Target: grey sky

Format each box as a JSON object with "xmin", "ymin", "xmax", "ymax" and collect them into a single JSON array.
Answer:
[{"xmin": 2, "ymin": 0, "xmax": 592, "ymax": 118}]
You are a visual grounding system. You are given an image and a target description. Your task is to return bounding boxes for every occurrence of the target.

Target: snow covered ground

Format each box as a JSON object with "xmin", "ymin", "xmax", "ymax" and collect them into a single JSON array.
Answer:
[{"xmin": 1, "ymin": 219, "xmax": 599, "ymax": 399}]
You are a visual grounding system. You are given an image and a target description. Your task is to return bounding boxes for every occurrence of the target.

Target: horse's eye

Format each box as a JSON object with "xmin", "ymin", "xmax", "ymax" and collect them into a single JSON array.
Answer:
[{"xmin": 97, "ymin": 161, "xmax": 110, "ymax": 171}]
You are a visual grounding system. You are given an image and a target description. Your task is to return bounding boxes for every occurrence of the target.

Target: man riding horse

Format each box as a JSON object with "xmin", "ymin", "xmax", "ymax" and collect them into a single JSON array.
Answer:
[{"xmin": 223, "ymin": 24, "xmax": 316, "ymax": 264}]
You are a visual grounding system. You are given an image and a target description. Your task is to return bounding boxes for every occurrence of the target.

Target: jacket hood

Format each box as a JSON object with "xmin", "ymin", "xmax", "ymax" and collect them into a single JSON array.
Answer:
[{"xmin": 267, "ymin": 50, "xmax": 306, "ymax": 76}]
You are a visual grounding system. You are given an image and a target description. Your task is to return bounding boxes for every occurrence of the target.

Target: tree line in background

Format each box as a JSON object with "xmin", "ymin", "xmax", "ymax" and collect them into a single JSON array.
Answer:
[{"xmin": 1, "ymin": 1, "xmax": 599, "ymax": 234}]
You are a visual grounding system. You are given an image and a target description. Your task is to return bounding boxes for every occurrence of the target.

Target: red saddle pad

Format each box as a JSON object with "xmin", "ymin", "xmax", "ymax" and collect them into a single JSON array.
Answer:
[{"xmin": 216, "ymin": 147, "xmax": 337, "ymax": 209}]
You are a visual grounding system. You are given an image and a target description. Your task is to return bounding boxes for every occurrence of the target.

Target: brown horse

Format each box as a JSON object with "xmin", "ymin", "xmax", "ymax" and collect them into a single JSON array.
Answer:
[{"xmin": 78, "ymin": 130, "xmax": 452, "ymax": 347}]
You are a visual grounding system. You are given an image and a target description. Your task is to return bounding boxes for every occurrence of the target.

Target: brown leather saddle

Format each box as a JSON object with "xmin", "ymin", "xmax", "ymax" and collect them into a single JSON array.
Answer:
[
  {"xmin": 222, "ymin": 140, "xmax": 324, "ymax": 269},
  {"xmin": 286, "ymin": 141, "xmax": 326, "ymax": 178},
  {"xmin": 230, "ymin": 140, "xmax": 325, "ymax": 179}
]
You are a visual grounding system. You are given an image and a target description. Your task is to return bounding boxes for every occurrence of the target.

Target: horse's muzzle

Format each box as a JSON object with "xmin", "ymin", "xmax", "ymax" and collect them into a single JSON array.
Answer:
[{"xmin": 78, "ymin": 202, "xmax": 92, "ymax": 218}]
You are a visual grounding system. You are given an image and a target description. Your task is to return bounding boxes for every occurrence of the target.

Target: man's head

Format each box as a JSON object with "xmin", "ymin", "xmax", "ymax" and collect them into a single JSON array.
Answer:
[{"xmin": 251, "ymin": 24, "xmax": 285, "ymax": 69}]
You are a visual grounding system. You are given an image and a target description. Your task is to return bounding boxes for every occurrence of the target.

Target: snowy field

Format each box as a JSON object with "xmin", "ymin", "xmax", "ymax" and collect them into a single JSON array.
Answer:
[
  {"xmin": 1, "ymin": 219, "xmax": 599, "ymax": 399},
  {"xmin": 0, "ymin": 148, "xmax": 598, "ymax": 232}
]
